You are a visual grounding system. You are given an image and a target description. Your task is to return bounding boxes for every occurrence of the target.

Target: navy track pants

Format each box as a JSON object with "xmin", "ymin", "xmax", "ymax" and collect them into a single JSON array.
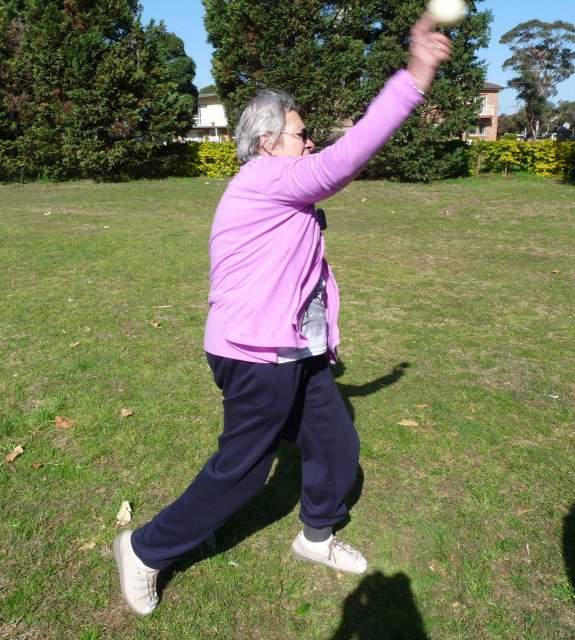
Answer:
[{"xmin": 131, "ymin": 353, "xmax": 360, "ymax": 570}]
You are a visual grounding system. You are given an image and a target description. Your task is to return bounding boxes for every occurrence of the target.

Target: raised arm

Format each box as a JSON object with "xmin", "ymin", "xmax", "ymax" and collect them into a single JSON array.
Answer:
[{"xmin": 269, "ymin": 14, "xmax": 453, "ymax": 204}]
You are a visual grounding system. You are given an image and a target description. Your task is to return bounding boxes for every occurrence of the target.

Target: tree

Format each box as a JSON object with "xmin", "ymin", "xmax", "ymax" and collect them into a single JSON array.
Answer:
[
  {"xmin": 203, "ymin": 0, "xmax": 492, "ymax": 181},
  {"xmin": 203, "ymin": 0, "xmax": 367, "ymax": 142},
  {"xmin": 498, "ymin": 111, "xmax": 528, "ymax": 138},
  {"xmin": 555, "ymin": 100, "xmax": 575, "ymax": 128},
  {"xmin": 500, "ymin": 19, "xmax": 575, "ymax": 140},
  {"xmin": 0, "ymin": 0, "xmax": 197, "ymax": 180},
  {"xmin": 360, "ymin": 0, "xmax": 491, "ymax": 181}
]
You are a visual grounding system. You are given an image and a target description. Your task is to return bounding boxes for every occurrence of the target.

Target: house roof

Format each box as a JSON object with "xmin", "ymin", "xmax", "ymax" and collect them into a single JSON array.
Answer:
[{"xmin": 483, "ymin": 81, "xmax": 505, "ymax": 91}]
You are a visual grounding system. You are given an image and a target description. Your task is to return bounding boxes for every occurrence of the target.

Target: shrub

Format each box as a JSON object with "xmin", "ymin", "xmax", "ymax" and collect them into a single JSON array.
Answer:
[
  {"xmin": 468, "ymin": 139, "xmax": 575, "ymax": 179},
  {"xmin": 360, "ymin": 139, "xmax": 471, "ymax": 182},
  {"xmin": 177, "ymin": 142, "xmax": 239, "ymax": 178}
]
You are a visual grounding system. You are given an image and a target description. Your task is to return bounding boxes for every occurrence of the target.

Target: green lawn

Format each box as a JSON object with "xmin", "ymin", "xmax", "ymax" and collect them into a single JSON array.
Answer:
[{"xmin": 1, "ymin": 174, "xmax": 574, "ymax": 639}]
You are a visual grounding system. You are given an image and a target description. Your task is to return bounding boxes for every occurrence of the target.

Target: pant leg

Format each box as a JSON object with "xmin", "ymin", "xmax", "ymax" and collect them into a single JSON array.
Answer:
[
  {"xmin": 296, "ymin": 355, "xmax": 360, "ymax": 528},
  {"xmin": 131, "ymin": 354, "xmax": 305, "ymax": 570}
]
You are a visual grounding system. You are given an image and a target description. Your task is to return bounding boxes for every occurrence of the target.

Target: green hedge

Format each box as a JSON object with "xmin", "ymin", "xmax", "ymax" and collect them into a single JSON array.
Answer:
[
  {"xmin": 179, "ymin": 140, "xmax": 575, "ymax": 183},
  {"xmin": 176, "ymin": 142, "xmax": 239, "ymax": 178},
  {"xmin": 468, "ymin": 139, "xmax": 575, "ymax": 179},
  {"xmin": 4, "ymin": 137, "xmax": 572, "ymax": 183}
]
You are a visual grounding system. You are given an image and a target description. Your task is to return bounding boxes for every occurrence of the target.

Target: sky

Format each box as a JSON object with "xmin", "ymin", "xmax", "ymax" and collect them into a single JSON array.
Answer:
[{"xmin": 141, "ymin": 0, "xmax": 575, "ymax": 115}]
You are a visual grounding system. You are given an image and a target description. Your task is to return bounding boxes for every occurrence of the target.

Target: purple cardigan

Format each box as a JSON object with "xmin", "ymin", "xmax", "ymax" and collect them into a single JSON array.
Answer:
[{"xmin": 204, "ymin": 70, "xmax": 423, "ymax": 363}]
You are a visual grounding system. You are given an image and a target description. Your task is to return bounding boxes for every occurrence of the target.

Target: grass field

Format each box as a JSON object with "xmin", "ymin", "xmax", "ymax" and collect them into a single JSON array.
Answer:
[{"xmin": 1, "ymin": 174, "xmax": 574, "ymax": 639}]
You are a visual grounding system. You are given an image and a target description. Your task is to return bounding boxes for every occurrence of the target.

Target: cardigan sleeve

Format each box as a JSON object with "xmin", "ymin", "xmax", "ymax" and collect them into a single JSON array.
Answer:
[{"xmin": 263, "ymin": 69, "xmax": 424, "ymax": 206}]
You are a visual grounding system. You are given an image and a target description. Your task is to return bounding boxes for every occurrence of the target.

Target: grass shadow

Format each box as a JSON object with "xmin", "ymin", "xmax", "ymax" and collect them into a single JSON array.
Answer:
[
  {"xmin": 331, "ymin": 571, "xmax": 429, "ymax": 640},
  {"xmin": 333, "ymin": 360, "xmax": 410, "ymax": 421},
  {"xmin": 563, "ymin": 504, "xmax": 575, "ymax": 592}
]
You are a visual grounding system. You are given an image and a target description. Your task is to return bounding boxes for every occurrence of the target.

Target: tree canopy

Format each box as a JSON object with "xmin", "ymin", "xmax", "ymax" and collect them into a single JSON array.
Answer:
[
  {"xmin": 0, "ymin": 0, "xmax": 198, "ymax": 181},
  {"xmin": 500, "ymin": 19, "xmax": 575, "ymax": 140},
  {"xmin": 203, "ymin": 0, "xmax": 492, "ymax": 181}
]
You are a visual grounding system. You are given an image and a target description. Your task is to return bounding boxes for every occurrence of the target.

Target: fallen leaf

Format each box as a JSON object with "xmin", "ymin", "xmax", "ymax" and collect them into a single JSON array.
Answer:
[
  {"xmin": 398, "ymin": 419, "xmax": 419, "ymax": 427},
  {"xmin": 295, "ymin": 604, "xmax": 311, "ymax": 616},
  {"xmin": 53, "ymin": 416, "xmax": 75, "ymax": 430},
  {"xmin": 517, "ymin": 508, "xmax": 533, "ymax": 516},
  {"xmin": 121, "ymin": 408, "xmax": 134, "ymax": 418},
  {"xmin": 69, "ymin": 341, "xmax": 80, "ymax": 348},
  {"xmin": 116, "ymin": 501, "xmax": 132, "ymax": 526},
  {"xmin": 551, "ymin": 269, "xmax": 561, "ymax": 274},
  {"xmin": 228, "ymin": 561, "xmax": 239, "ymax": 567},
  {"xmin": 30, "ymin": 463, "xmax": 43, "ymax": 470},
  {"xmin": 79, "ymin": 542, "xmax": 96, "ymax": 552},
  {"xmin": 413, "ymin": 403, "xmax": 429, "ymax": 409},
  {"xmin": 150, "ymin": 320, "xmax": 162, "ymax": 329},
  {"xmin": 5, "ymin": 445, "xmax": 24, "ymax": 462}
]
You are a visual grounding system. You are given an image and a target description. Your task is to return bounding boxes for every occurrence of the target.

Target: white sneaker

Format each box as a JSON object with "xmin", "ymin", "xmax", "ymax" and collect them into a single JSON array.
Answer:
[
  {"xmin": 113, "ymin": 530, "xmax": 159, "ymax": 615},
  {"xmin": 291, "ymin": 532, "xmax": 368, "ymax": 574}
]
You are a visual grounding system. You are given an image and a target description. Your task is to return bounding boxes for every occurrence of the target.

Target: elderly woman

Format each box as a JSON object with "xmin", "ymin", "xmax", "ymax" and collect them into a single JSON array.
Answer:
[{"xmin": 114, "ymin": 14, "xmax": 451, "ymax": 615}]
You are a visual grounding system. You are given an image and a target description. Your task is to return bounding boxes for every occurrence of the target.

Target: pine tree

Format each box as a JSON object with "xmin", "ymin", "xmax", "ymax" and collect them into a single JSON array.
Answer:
[
  {"xmin": 203, "ymin": 0, "xmax": 492, "ymax": 181},
  {"xmin": 203, "ymin": 0, "xmax": 367, "ymax": 141},
  {"xmin": 0, "ymin": 0, "xmax": 198, "ymax": 180},
  {"xmin": 362, "ymin": 0, "xmax": 491, "ymax": 181}
]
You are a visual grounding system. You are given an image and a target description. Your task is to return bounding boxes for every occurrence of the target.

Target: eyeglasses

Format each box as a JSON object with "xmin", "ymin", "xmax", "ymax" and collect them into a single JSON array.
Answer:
[{"xmin": 281, "ymin": 128, "xmax": 309, "ymax": 143}]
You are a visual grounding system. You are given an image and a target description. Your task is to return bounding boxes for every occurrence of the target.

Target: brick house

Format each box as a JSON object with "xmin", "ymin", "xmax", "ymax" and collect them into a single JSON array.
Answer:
[{"xmin": 466, "ymin": 81, "xmax": 505, "ymax": 141}]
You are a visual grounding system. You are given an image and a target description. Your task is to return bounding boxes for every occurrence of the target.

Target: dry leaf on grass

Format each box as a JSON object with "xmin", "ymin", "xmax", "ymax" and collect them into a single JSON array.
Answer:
[
  {"xmin": 53, "ymin": 416, "xmax": 75, "ymax": 430},
  {"xmin": 116, "ymin": 501, "xmax": 132, "ymax": 525},
  {"xmin": 69, "ymin": 341, "xmax": 80, "ymax": 348},
  {"xmin": 5, "ymin": 445, "xmax": 24, "ymax": 462},
  {"xmin": 30, "ymin": 463, "xmax": 43, "ymax": 470},
  {"xmin": 79, "ymin": 542, "xmax": 96, "ymax": 552},
  {"xmin": 150, "ymin": 320, "xmax": 162, "ymax": 329},
  {"xmin": 413, "ymin": 403, "xmax": 429, "ymax": 409},
  {"xmin": 551, "ymin": 269, "xmax": 561, "ymax": 274},
  {"xmin": 398, "ymin": 419, "xmax": 419, "ymax": 427},
  {"xmin": 121, "ymin": 408, "xmax": 135, "ymax": 418}
]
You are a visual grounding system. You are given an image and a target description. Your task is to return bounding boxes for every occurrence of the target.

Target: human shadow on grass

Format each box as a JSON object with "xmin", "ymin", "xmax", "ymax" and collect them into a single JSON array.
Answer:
[
  {"xmin": 331, "ymin": 571, "xmax": 429, "ymax": 640},
  {"xmin": 563, "ymin": 503, "xmax": 575, "ymax": 592},
  {"xmin": 333, "ymin": 360, "xmax": 411, "ymax": 421}
]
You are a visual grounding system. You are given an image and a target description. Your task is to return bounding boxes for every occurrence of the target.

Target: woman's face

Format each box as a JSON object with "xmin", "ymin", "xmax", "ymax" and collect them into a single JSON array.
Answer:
[{"xmin": 267, "ymin": 110, "xmax": 315, "ymax": 157}]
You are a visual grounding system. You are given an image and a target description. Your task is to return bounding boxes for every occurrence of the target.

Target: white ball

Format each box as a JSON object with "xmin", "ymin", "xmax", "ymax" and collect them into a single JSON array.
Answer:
[{"xmin": 427, "ymin": 0, "xmax": 467, "ymax": 25}]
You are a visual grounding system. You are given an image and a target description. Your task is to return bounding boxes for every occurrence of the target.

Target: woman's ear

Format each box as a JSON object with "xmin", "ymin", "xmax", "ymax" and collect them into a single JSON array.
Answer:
[{"xmin": 260, "ymin": 134, "xmax": 276, "ymax": 157}]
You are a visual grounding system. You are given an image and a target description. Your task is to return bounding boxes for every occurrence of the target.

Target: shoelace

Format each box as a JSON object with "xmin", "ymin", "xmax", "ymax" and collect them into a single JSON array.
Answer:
[
  {"xmin": 136, "ymin": 568, "xmax": 159, "ymax": 603},
  {"xmin": 327, "ymin": 538, "xmax": 362, "ymax": 564}
]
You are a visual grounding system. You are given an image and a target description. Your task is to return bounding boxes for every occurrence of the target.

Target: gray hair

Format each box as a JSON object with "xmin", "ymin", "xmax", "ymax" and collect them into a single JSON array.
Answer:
[{"xmin": 235, "ymin": 89, "xmax": 297, "ymax": 164}]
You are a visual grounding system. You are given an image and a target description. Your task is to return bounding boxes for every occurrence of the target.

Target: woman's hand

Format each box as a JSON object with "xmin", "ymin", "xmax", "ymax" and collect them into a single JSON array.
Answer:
[{"xmin": 407, "ymin": 14, "xmax": 453, "ymax": 94}]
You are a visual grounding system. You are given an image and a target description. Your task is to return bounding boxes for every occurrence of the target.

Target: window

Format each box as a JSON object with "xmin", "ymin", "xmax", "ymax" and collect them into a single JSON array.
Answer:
[{"xmin": 467, "ymin": 122, "xmax": 486, "ymax": 136}]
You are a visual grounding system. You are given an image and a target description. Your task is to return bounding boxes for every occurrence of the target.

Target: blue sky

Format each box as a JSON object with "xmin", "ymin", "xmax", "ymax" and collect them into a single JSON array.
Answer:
[{"xmin": 141, "ymin": 0, "xmax": 575, "ymax": 114}]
